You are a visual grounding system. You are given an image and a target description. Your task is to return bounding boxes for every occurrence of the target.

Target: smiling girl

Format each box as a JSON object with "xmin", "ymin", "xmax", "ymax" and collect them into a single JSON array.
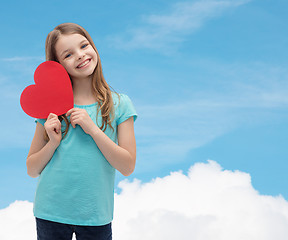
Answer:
[{"xmin": 26, "ymin": 23, "xmax": 137, "ymax": 240}]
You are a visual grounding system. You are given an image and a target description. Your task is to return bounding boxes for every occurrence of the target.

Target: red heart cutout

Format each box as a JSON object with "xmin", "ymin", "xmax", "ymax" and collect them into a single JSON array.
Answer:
[{"xmin": 20, "ymin": 61, "xmax": 73, "ymax": 119}]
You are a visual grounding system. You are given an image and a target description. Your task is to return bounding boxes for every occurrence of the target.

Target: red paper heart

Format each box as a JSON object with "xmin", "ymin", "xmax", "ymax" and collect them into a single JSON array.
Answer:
[{"xmin": 20, "ymin": 61, "xmax": 73, "ymax": 119}]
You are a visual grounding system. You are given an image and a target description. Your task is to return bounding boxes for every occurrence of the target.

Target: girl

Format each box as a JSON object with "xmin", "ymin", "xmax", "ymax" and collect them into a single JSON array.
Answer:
[{"xmin": 26, "ymin": 23, "xmax": 137, "ymax": 240}]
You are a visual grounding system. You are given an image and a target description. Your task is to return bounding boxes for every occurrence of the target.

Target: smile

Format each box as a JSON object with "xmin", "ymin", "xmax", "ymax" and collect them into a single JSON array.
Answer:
[{"xmin": 77, "ymin": 59, "xmax": 91, "ymax": 68}]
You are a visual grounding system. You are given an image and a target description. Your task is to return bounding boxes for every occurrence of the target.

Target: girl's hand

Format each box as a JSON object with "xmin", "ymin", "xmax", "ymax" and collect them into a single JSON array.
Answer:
[
  {"xmin": 66, "ymin": 108, "xmax": 98, "ymax": 135},
  {"xmin": 44, "ymin": 113, "xmax": 62, "ymax": 148}
]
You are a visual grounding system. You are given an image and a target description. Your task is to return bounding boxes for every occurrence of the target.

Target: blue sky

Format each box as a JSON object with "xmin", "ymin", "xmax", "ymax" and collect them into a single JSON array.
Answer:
[{"xmin": 0, "ymin": 0, "xmax": 287, "ymax": 209}]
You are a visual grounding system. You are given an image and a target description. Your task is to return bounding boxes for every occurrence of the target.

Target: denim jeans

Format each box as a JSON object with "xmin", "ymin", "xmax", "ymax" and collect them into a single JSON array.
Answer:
[{"xmin": 36, "ymin": 218, "xmax": 112, "ymax": 240}]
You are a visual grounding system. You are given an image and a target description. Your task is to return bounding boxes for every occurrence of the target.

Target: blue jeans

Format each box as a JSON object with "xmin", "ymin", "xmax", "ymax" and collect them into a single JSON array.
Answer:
[{"xmin": 36, "ymin": 218, "xmax": 112, "ymax": 240}]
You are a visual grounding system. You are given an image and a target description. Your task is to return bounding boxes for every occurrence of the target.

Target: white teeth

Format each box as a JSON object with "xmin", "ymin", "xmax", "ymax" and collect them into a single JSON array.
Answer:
[{"xmin": 77, "ymin": 59, "xmax": 90, "ymax": 68}]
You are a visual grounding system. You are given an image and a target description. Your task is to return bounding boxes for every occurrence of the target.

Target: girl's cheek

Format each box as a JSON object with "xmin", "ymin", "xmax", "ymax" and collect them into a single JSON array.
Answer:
[{"xmin": 62, "ymin": 62, "xmax": 73, "ymax": 72}]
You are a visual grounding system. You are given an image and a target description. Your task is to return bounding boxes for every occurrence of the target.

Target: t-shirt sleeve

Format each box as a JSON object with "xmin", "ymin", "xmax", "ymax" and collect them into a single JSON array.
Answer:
[
  {"xmin": 116, "ymin": 94, "xmax": 138, "ymax": 126},
  {"xmin": 35, "ymin": 118, "xmax": 46, "ymax": 126}
]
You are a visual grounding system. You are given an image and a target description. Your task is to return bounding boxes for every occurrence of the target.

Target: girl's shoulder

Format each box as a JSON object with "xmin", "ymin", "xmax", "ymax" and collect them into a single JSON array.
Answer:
[
  {"xmin": 35, "ymin": 118, "xmax": 46, "ymax": 126},
  {"xmin": 112, "ymin": 92, "xmax": 132, "ymax": 107},
  {"xmin": 112, "ymin": 92, "xmax": 137, "ymax": 124}
]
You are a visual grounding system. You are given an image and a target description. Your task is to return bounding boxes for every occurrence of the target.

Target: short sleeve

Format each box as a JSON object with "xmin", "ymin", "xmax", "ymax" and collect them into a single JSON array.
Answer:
[
  {"xmin": 35, "ymin": 118, "xmax": 46, "ymax": 126},
  {"xmin": 116, "ymin": 94, "xmax": 138, "ymax": 126}
]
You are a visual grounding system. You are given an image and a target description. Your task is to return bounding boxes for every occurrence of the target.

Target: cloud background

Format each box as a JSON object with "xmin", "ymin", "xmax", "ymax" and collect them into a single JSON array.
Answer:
[
  {"xmin": 1, "ymin": 161, "xmax": 288, "ymax": 240},
  {"xmin": 0, "ymin": 0, "xmax": 288, "ymax": 239}
]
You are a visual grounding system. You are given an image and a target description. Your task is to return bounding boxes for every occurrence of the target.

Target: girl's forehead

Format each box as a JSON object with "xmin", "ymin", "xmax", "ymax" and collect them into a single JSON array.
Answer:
[
  {"xmin": 55, "ymin": 34, "xmax": 88, "ymax": 53},
  {"xmin": 58, "ymin": 33, "xmax": 87, "ymax": 44}
]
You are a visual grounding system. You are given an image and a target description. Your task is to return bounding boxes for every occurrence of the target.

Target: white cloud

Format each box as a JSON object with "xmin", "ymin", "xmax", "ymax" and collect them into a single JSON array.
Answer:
[
  {"xmin": 1, "ymin": 160, "xmax": 288, "ymax": 240},
  {"xmin": 114, "ymin": 160, "xmax": 288, "ymax": 240},
  {"xmin": 0, "ymin": 201, "xmax": 36, "ymax": 240},
  {"xmin": 108, "ymin": 0, "xmax": 251, "ymax": 51}
]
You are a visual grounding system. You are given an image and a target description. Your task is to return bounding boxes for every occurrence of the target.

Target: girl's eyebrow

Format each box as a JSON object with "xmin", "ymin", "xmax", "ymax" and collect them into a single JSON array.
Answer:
[
  {"xmin": 60, "ymin": 49, "xmax": 71, "ymax": 57},
  {"xmin": 60, "ymin": 40, "xmax": 88, "ymax": 58}
]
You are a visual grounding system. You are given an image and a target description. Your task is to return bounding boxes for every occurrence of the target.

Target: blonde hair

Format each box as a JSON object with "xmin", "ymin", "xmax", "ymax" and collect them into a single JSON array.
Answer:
[{"xmin": 44, "ymin": 23, "xmax": 115, "ymax": 140}]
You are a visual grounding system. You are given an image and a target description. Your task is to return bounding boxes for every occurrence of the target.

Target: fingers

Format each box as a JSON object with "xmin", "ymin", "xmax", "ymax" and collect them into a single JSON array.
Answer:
[
  {"xmin": 66, "ymin": 108, "xmax": 75, "ymax": 127},
  {"xmin": 66, "ymin": 108, "xmax": 84, "ymax": 128},
  {"xmin": 65, "ymin": 108, "xmax": 94, "ymax": 135},
  {"xmin": 45, "ymin": 114, "xmax": 61, "ymax": 133},
  {"xmin": 69, "ymin": 115, "xmax": 83, "ymax": 128},
  {"xmin": 46, "ymin": 119, "xmax": 61, "ymax": 133},
  {"xmin": 70, "ymin": 114, "xmax": 81, "ymax": 128},
  {"xmin": 47, "ymin": 113, "xmax": 58, "ymax": 120},
  {"xmin": 55, "ymin": 119, "xmax": 61, "ymax": 133},
  {"xmin": 66, "ymin": 109, "xmax": 78, "ymax": 128},
  {"xmin": 66, "ymin": 109, "xmax": 72, "ymax": 117},
  {"xmin": 66, "ymin": 108, "xmax": 78, "ymax": 117}
]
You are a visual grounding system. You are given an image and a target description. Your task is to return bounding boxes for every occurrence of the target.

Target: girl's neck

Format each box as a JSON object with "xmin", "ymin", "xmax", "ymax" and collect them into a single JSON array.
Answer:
[{"xmin": 72, "ymin": 76, "xmax": 97, "ymax": 105}]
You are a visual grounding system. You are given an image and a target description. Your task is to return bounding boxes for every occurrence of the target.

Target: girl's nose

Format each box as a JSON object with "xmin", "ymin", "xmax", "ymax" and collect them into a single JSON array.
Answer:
[{"xmin": 77, "ymin": 50, "xmax": 85, "ymax": 59}]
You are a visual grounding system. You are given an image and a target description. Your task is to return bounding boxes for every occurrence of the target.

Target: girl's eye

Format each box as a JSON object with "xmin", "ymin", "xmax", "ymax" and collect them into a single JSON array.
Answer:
[
  {"xmin": 81, "ymin": 43, "xmax": 88, "ymax": 49},
  {"xmin": 65, "ymin": 53, "xmax": 71, "ymax": 59}
]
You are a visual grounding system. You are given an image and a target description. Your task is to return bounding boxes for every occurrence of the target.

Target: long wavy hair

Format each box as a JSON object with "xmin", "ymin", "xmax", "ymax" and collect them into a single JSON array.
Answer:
[{"xmin": 44, "ymin": 23, "xmax": 115, "ymax": 140}]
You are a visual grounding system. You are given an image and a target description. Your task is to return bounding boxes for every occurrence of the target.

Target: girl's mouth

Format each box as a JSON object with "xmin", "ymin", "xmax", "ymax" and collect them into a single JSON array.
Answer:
[{"xmin": 77, "ymin": 59, "xmax": 91, "ymax": 69}]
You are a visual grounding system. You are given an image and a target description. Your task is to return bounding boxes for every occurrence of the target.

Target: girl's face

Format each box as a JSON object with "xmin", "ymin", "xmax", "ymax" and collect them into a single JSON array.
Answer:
[{"xmin": 55, "ymin": 34, "xmax": 98, "ymax": 81}]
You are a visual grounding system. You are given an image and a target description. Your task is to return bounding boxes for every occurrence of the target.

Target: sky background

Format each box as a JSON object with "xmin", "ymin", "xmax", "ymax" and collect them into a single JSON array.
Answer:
[{"xmin": 0, "ymin": 0, "xmax": 287, "ymax": 215}]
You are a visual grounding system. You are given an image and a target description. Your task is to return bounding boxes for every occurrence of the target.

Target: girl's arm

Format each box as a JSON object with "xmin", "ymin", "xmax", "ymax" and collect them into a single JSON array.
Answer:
[
  {"xmin": 90, "ymin": 117, "xmax": 136, "ymax": 176},
  {"xmin": 26, "ymin": 114, "xmax": 61, "ymax": 178}
]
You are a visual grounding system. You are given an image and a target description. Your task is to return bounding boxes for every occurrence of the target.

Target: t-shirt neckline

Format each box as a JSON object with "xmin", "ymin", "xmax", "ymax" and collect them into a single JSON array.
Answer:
[{"xmin": 74, "ymin": 102, "xmax": 97, "ymax": 108}]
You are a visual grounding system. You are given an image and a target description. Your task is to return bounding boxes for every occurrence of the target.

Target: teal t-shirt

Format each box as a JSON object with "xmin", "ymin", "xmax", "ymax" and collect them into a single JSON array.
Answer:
[{"xmin": 33, "ymin": 93, "xmax": 137, "ymax": 226}]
